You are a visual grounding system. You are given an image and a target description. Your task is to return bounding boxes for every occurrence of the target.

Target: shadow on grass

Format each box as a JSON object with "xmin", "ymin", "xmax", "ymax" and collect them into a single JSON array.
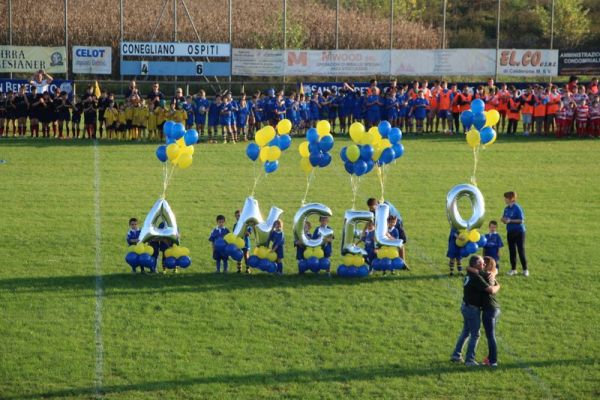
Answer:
[
  {"xmin": 0, "ymin": 271, "xmax": 446, "ymax": 296},
  {"xmin": 5, "ymin": 358, "xmax": 595, "ymax": 400}
]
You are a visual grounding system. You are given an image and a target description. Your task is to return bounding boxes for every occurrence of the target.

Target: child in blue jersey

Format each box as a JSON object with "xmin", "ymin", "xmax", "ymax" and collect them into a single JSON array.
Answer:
[
  {"xmin": 411, "ymin": 90, "xmax": 430, "ymax": 134},
  {"xmin": 233, "ymin": 209, "xmax": 253, "ymax": 273},
  {"xmin": 309, "ymin": 93, "xmax": 321, "ymax": 127},
  {"xmin": 275, "ymin": 93, "xmax": 287, "ymax": 122},
  {"xmin": 385, "ymin": 88, "xmax": 399, "ymax": 126},
  {"xmin": 268, "ymin": 219, "xmax": 285, "ymax": 275},
  {"xmin": 184, "ymin": 96, "xmax": 195, "ymax": 130},
  {"xmin": 384, "ymin": 215, "xmax": 402, "ymax": 275},
  {"xmin": 236, "ymin": 94, "xmax": 250, "ymax": 141},
  {"xmin": 312, "ymin": 216, "xmax": 334, "ymax": 276},
  {"xmin": 299, "ymin": 94, "xmax": 309, "ymax": 133},
  {"xmin": 126, "ymin": 218, "xmax": 141, "ymax": 245},
  {"xmin": 339, "ymin": 87, "xmax": 354, "ymax": 134},
  {"xmin": 446, "ymin": 227, "xmax": 463, "ymax": 276},
  {"xmin": 193, "ymin": 89, "xmax": 209, "ymax": 139},
  {"xmin": 353, "ymin": 90, "xmax": 365, "ymax": 124},
  {"xmin": 319, "ymin": 92, "xmax": 331, "ymax": 122},
  {"xmin": 207, "ymin": 95, "xmax": 221, "ymax": 143},
  {"xmin": 366, "ymin": 88, "xmax": 382, "ymax": 128},
  {"xmin": 220, "ymin": 93, "xmax": 237, "ymax": 143},
  {"xmin": 209, "ymin": 215, "xmax": 230, "ymax": 273},
  {"xmin": 295, "ymin": 221, "xmax": 312, "ymax": 261},
  {"xmin": 328, "ymin": 93, "xmax": 339, "ymax": 133},
  {"xmin": 483, "ymin": 220, "xmax": 504, "ymax": 270},
  {"xmin": 359, "ymin": 221, "xmax": 376, "ymax": 272}
]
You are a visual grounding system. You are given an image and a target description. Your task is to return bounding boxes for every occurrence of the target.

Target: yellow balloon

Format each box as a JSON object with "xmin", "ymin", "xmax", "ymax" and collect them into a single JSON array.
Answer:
[
  {"xmin": 380, "ymin": 139, "xmax": 392, "ymax": 149},
  {"xmin": 260, "ymin": 146, "xmax": 270, "ymax": 162},
  {"xmin": 373, "ymin": 148, "xmax": 383, "ymax": 161},
  {"xmin": 263, "ymin": 125, "xmax": 276, "ymax": 142},
  {"xmin": 349, "ymin": 122, "xmax": 365, "ymax": 143},
  {"xmin": 343, "ymin": 255, "xmax": 354, "ymax": 266},
  {"xmin": 267, "ymin": 146, "xmax": 281, "ymax": 162},
  {"xmin": 466, "ymin": 128, "xmax": 480, "ymax": 149},
  {"xmin": 179, "ymin": 246, "xmax": 190, "ymax": 256},
  {"xmin": 277, "ymin": 119, "xmax": 292, "ymax": 134},
  {"xmin": 316, "ymin": 120, "xmax": 331, "ymax": 137},
  {"xmin": 352, "ymin": 255, "xmax": 364, "ymax": 267},
  {"xmin": 255, "ymin": 129, "xmax": 268, "ymax": 147},
  {"xmin": 300, "ymin": 157, "xmax": 313, "ymax": 173},
  {"xmin": 164, "ymin": 248, "xmax": 174, "ymax": 258},
  {"xmin": 257, "ymin": 246, "xmax": 269, "ymax": 259},
  {"xmin": 134, "ymin": 243, "xmax": 145, "ymax": 255},
  {"xmin": 468, "ymin": 230, "xmax": 481, "ymax": 243},
  {"xmin": 313, "ymin": 247, "xmax": 324, "ymax": 259},
  {"xmin": 181, "ymin": 145, "xmax": 195, "ymax": 155},
  {"xmin": 176, "ymin": 138, "xmax": 185, "ymax": 147},
  {"xmin": 371, "ymin": 130, "xmax": 382, "ymax": 146},
  {"xmin": 144, "ymin": 244, "xmax": 154, "ymax": 255},
  {"xmin": 253, "ymin": 248, "xmax": 260, "ymax": 256},
  {"xmin": 484, "ymin": 131, "xmax": 498, "ymax": 148},
  {"xmin": 268, "ymin": 251, "xmax": 277, "ymax": 262},
  {"xmin": 486, "ymin": 110, "xmax": 500, "ymax": 127},
  {"xmin": 171, "ymin": 246, "xmax": 183, "ymax": 258},
  {"xmin": 128, "ymin": 245, "xmax": 137, "ymax": 253},
  {"xmin": 304, "ymin": 247, "xmax": 314, "ymax": 259},
  {"xmin": 177, "ymin": 153, "xmax": 193, "ymax": 169},
  {"xmin": 347, "ymin": 144, "xmax": 360, "ymax": 162},
  {"xmin": 299, "ymin": 141, "xmax": 310, "ymax": 158},
  {"xmin": 235, "ymin": 237, "xmax": 245, "ymax": 249},
  {"xmin": 224, "ymin": 233, "xmax": 236, "ymax": 244},
  {"xmin": 166, "ymin": 143, "xmax": 180, "ymax": 160},
  {"xmin": 456, "ymin": 238, "xmax": 468, "ymax": 248}
]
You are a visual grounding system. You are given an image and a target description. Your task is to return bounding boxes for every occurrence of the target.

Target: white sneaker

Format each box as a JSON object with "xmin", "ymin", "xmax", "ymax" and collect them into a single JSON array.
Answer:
[
  {"xmin": 507, "ymin": 269, "xmax": 518, "ymax": 276},
  {"xmin": 523, "ymin": 270, "xmax": 530, "ymax": 277}
]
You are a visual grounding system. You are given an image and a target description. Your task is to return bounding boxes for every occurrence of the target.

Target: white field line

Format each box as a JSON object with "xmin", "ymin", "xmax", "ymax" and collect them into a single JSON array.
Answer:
[
  {"xmin": 410, "ymin": 239, "xmax": 554, "ymax": 399},
  {"xmin": 93, "ymin": 140, "xmax": 104, "ymax": 397}
]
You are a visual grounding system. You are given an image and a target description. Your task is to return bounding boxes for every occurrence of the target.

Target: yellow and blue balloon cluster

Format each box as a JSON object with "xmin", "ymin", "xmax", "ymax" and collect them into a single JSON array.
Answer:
[
  {"xmin": 461, "ymin": 99, "xmax": 499, "ymax": 149},
  {"xmin": 298, "ymin": 247, "xmax": 331, "ymax": 274},
  {"xmin": 340, "ymin": 121, "xmax": 404, "ymax": 176},
  {"xmin": 163, "ymin": 244, "xmax": 192, "ymax": 269},
  {"xmin": 337, "ymin": 254, "xmax": 369, "ymax": 277},
  {"xmin": 297, "ymin": 120, "xmax": 334, "ymax": 173},
  {"xmin": 247, "ymin": 246, "xmax": 280, "ymax": 273},
  {"xmin": 455, "ymin": 228, "xmax": 487, "ymax": 258},
  {"xmin": 370, "ymin": 246, "xmax": 406, "ymax": 272},
  {"xmin": 245, "ymin": 119, "xmax": 293, "ymax": 174},
  {"xmin": 214, "ymin": 233, "xmax": 245, "ymax": 262},
  {"xmin": 155, "ymin": 121, "xmax": 199, "ymax": 169},
  {"xmin": 125, "ymin": 243, "xmax": 157, "ymax": 272}
]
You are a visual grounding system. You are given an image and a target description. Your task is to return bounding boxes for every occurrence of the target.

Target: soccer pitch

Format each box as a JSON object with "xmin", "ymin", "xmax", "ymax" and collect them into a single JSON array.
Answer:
[{"xmin": 0, "ymin": 134, "xmax": 598, "ymax": 399}]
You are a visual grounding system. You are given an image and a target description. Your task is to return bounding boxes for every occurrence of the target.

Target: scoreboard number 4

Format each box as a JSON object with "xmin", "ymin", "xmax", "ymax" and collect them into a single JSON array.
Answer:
[{"xmin": 140, "ymin": 61, "xmax": 149, "ymax": 76}]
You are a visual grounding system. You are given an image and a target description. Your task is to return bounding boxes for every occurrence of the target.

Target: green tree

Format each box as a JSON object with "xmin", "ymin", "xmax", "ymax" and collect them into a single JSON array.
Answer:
[{"xmin": 535, "ymin": 0, "xmax": 591, "ymax": 48}]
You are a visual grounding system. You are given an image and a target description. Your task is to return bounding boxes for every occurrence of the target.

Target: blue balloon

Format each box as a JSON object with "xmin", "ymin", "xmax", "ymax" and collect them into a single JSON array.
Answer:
[
  {"xmin": 258, "ymin": 258, "xmax": 271, "ymax": 271},
  {"xmin": 247, "ymin": 255, "xmax": 260, "ymax": 268},
  {"xmin": 392, "ymin": 257, "xmax": 405, "ymax": 270},
  {"xmin": 225, "ymin": 243, "xmax": 238, "ymax": 257},
  {"xmin": 319, "ymin": 257, "xmax": 331, "ymax": 271},
  {"xmin": 388, "ymin": 127, "xmax": 402, "ymax": 144},
  {"xmin": 138, "ymin": 253, "xmax": 152, "ymax": 268},
  {"xmin": 480, "ymin": 127, "xmax": 495, "ymax": 145},
  {"xmin": 473, "ymin": 112, "xmax": 487, "ymax": 130},
  {"xmin": 267, "ymin": 262, "xmax": 277, "ymax": 274},
  {"xmin": 471, "ymin": 99, "xmax": 485, "ymax": 114},
  {"xmin": 461, "ymin": 110, "xmax": 474, "ymax": 129},
  {"xmin": 477, "ymin": 236, "xmax": 488, "ymax": 248},
  {"xmin": 306, "ymin": 128, "xmax": 319, "ymax": 144},
  {"xmin": 156, "ymin": 145, "xmax": 168, "ymax": 162},
  {"xmin": 184, "ymin": 129, "xmax": 199, "ymax": 146},
  {"xmin": 337, "ymin": 265, "xmax": 348, "ymax": 276},
  {"xmin": 378, "ymin": 121, "xmax": 392, "ymax": 138},
  {"xmin": 214, "ymin": 238, "xmax": 227, "ymax": 253},
  {"xmin": 392, "ymin": 143, "xmax": 404, "ymax": 159},
  {"xmin": 246, "ymin": 143, "xmax": 260, "ymax": 161},
  {"xmin": 381, "ymin": 258, "xmax": 392, "ymax": 271},
  {"xmin": 308, "ymin": 142, "xmax": 321, "ymax": 155},
  {"xmin": 309, "ymin": 152, "xmax": 322, "ymax": 167},
  {"xmin": 380, "ymin": 148, "xmax": 395, "ymax": 165},
  {"xmin": 163, "ymin": 256, "xmax": 177, "ymax": 269},
  {"xmin": 269, "ymin": 136, "xmax": 280, "ymax": 148},
  {"xmin": 125, "ymin": 252, "xmax": 139, "ymax": 268},
  {"xmin": 163, "ymin": 121, "xmax": 175, "ymax": 136},
  {"xmin": 264, "ymin": 160, "xmax": 279, "ymax": 174},
  {"xmin": 360, "ymin": 144, "xmax": 374, "ymax": 162},
  {"xmin": 365, "ymin": 159, "xmax": 375, "ymax": 173},
  {"xmin": 178, "ymin": 256, "xmax": 192, "ymax": 268},
  {"xmin": 353, "ymin": 160, "xmax": 368, "ymax": 176},
  {"xmin": 340, "ymin": 147, "xmax": 349, "ymax": 162},
  {"xmin": 310, "ymin": 264, "xmax": 320, "ymax": 274},
  {"xmin": 278, "ymin": 134, "xmax": 292, "ymax": 151},
  {"xmin": 172, "ymin": 123, "xmax": 185, "ymax": 140},
  {"xmin": 298, "ymin": 259, "xmax": 307, "ymax": 274},
  {"xmin": 319, "ymin": 135, "xmax": 334, "ymax": 152},
  {"xmin": 318, "ymin": 152, "xmax": 332, "ymax": 168},
  {"xmin": 464, "ymin": 242, "xmax": 479, "ymax": 256},
  {"xmin": 358, "ymin": 265, "xmax": 369, "ymax": 277},
  {"xmin": 371, "ymin": 258, "xmax": 381, "ymax": 271},
  {"xmin": 307, "ymin": 256, "xmax": 319, "ymax": 270},
  {"xmin": 149, "ymin": 256, "xmax": 157, "ymax": 272},
  {"xmin": 344, "ymin": 161, "xmax": 355, "ymax": 175},
  {"xmin": 346, "ymin": 266, "xmax": 358, "ymax": 277},
  {"xmin": 165, "ymin": 137, "xmax": 176, "ymax": 145},
  {"xmin": 231, "ymin": 249, "xmax": 243, "ymax": 262}
]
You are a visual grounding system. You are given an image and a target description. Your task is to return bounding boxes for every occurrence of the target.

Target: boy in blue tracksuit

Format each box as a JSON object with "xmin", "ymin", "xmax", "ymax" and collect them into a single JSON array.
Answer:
[
  {"xmin": 447, "ymin": 227, "xmax": 462, "ymax": 276},
  {"xmin": 268, "ymin": 219, "xmax": 285, "ymax": 275},
  {"xmin": 483, "ymin": 220, "xmax": 504, "ymax": 270},
  {"xmin": 209, "ymin": 215, "xmax": 229, "ymax": 273},
  {"xmin": 126, "ymin": 218, "xmax": 141, "ymax": 245},
  {"xmin": 359, "ymin": 221, "xmax": 376, "ymax": 272},
  {"xmin": 233, "ymin": 209, "xmax": 253, "ymax": 273},
  {"xmin": 312, "ymin": 216, "xmax": 334, "ymax": 276},
  {"xmin": 207, "ymin": 95, "xmax": 221, "ymax": 143},
  {"xmin": 411, "ymin": 90, "xmax": 430, "ymax": 134},
  {"xmin": 193, "ymin": 90, "xmax": 209, "ymax": 138}
]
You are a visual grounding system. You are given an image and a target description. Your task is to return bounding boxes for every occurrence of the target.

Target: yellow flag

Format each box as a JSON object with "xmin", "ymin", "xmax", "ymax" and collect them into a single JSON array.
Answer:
[
  {"xmin": 299, "ymin": 82, "xmax": 304, "ymax": 96},
  {"xmin": 94, "ymin": 81, "xmax": 101, "ymax": 98}
]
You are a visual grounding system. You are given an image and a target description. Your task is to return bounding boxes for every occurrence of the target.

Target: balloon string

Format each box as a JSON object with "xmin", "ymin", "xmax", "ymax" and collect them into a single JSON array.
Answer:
[
  {"xmin": 163, "ymin": 163, "xmax": 177, "ymax": 197},
  {"xmin": 377, "ymin": 164, "xmax": 387, "ymax": 202},
  {"xmin": 350, "ymin": 175, "xmax": 361, "ymax": 210},
  {"xmin": 471, "ymin": 145, "xmax": 481, "ymax": 186},
  {"xmin": 301, "ymin": 168, "xmax": 316, "ymax": 206},
  {"xmin": 162, "ymin": 162, "xmax": 168, "ymax": 198},
  {"xmin": 251, "ymin": 165, "xmax": 264, "ymax": 197}
]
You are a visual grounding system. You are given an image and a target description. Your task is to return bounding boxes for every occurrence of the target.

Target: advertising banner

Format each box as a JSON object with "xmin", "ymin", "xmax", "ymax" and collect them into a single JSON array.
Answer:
[
  {"xmin": 0, "ymin": 46, "xmax": 67, "ymax": 73},
  {"xmin": 121, "ymin": 42, "xmax": 231, "ymax": 57},
  {"xmin": 496, "ymin": 49, "xmax": 558, "ymax": 77},
  {"xmin": 558, "ymin": 50, "xmax": 600, "ymax": 76},
  {"xmin": 285, "ymin": 50, "xmax": 390, "ymax": 76},
  {"xmin": 391, "ymin": 49, "xmax": 496, "ymax": 77},
  {"xmin": 72, "ymin": 46, "xmax": 112, "ymax": 74},
  {"xmin": 0, "ymin": 79, "xmax": 74, "ymax": 96},
  {"xmin": 232, "ymin": 49, "xmax": 285, "ymax": 76}
]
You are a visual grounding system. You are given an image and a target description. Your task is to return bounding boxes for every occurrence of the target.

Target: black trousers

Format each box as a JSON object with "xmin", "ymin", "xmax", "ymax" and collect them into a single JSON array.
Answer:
[
  {"xmin": 507, "ymin": 231, "xmax": 527, "ymax": 270},
  {"xmin": 507, "ymin": 119, "xmax": 518, "ymax": 135},
  {"xmin": 452, "ymin": 112, "xmax": 460, "ymax": 132}
]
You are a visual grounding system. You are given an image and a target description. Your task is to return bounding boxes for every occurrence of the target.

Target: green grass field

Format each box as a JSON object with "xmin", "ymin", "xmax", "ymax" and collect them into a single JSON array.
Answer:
[{"xmin": 0, "ymin": 134, "xmax": 599, "ymax": 399}]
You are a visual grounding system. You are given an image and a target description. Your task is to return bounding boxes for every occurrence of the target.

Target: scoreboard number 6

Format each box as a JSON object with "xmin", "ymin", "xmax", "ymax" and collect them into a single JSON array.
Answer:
[{"xmin": 195, "ymin": 62, "xmax": 204, "ymax": 76}]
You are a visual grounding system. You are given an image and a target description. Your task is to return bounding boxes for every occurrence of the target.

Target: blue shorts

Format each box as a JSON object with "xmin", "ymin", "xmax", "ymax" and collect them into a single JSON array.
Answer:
[
  {"xmin": 446, "ymin": 244, "xmax": 461, "ymax": 259},
  {"xmin": 522, "ymin": 114, "xmax": 532, "ymax": 124},
  {"xmin": 195, "ymin": 114, "xmax": 206, "ymax": 125},
  {"xmin": 208, "ymin": 116, "xmax": 219, "ymax": 127},
  {"xmin": 438, "ymin": 110, "xmax": 451, "ymax": 119}
]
